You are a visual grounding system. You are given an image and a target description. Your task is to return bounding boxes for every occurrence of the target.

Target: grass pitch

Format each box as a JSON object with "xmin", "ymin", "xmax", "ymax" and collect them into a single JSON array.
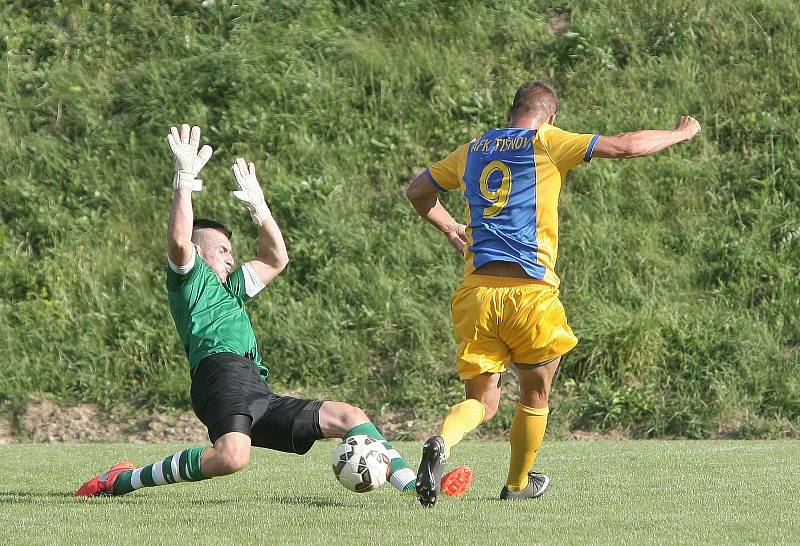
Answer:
[{"xmin": 1, "ymin": 440, "xmax": 798, "ymax": 545}]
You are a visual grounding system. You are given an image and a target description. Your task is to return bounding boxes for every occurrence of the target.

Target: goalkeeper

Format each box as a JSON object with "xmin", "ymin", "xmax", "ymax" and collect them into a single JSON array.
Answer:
[{"xmin": 76, "ymin": 124, "xmax": 432, "ymax": 497}]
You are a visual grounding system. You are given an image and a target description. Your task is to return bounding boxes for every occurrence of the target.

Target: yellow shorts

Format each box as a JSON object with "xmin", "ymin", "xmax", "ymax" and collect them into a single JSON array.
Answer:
[{"xmin": 451, "ymin": 275, "xmax": 578, "ymax": 380}]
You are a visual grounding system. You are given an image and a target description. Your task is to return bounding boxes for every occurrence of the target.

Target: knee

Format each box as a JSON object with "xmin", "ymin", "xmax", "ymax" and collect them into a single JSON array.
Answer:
[
  {"xmin": 215, "ymin": 445, "xmax": 250, "ymax": 475},
  {"xmin": 319, "ymin": 401, "xmax": 372, "ymax": 439},
  {"xmin": 537, "ymin": 388, "xmax": 550, "ymax": 404},
  {"xmin": 520, "ymin": 387, "xmax": 550, "ymax": 408},
  {"xmin": 319, "ymin": 401, "xmax": 369, "ymax": 432},
  {"xmin": 342, "ymin": 404, "xmax": 369, "ymax": 428}
]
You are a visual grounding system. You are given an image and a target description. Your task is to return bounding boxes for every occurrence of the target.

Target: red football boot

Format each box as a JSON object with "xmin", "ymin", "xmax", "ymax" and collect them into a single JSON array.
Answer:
[
  {"xmin": 74, "ymin": 461, "xmax": 135, "ymax": 497},
  {"xmin": 440, "ymin": 466, "xmax": 473, "ymax": 497}
]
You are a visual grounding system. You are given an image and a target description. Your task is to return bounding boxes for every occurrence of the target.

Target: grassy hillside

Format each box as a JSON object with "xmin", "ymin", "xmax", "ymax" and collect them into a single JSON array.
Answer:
[{"xmin": 1, "ymin": 0, "xmax": 798, "ymax": 438}]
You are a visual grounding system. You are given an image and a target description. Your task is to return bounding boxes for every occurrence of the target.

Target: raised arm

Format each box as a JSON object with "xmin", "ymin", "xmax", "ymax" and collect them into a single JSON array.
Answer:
[
  {"xmin": 167, "ymin": 188, "xmax": 194, "ymax": 267},
  {"xmin": 592, "ymin": 116, "xmax": 701, "ymax": 159},
  {"xmin": 230, "ymin": 158, "xmax": 289, "ymax": 285},
  {"xmin": 166, "ymin": 124, "xmax": 213, "ymax": 266},
  {"xmin": 406, "ymin": 173, "xmax": 467, "ymax": 255}
]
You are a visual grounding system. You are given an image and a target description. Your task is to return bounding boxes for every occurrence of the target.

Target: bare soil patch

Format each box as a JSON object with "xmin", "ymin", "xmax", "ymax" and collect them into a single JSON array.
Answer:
[
  {"xmin": 2, "ymin": 399, "xmax": 632, "ymax": 444},
  {"xmin": 6, "ymin": 399, "xmax": 207, "ymax": 444},
  {"xmin": 0, "ymin": 413, "xmax": 14, "ymax": 444},
  {"xmin": 567, "ymin": 429, "xmax": 626, "ymax": 441}
]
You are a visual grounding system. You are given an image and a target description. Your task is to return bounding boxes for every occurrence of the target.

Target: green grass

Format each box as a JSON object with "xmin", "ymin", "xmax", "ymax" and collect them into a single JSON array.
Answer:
[
  {"xmin": 1, "ymin": 0, "xmax": 798, "ymax": 437},
  {"xmin": 1, "ymin": 440, "xmax": 798, "ymax": 545}
]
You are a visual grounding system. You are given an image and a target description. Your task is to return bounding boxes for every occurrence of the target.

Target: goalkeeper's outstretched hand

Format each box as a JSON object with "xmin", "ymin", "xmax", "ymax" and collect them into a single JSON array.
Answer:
[
  {"xmin": 231, "ymin": 157, "xmax": 272, "ymax": 226},
  {"xmin": 167, "ymin": 124, "xmax": 213, "ymax": 191}
]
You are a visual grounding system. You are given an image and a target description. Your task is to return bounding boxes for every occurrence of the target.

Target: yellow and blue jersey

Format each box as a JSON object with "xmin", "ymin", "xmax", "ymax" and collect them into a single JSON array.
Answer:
[{"xmin": 425, "ymin": 123, "xmax": 599, "ymax": 287}]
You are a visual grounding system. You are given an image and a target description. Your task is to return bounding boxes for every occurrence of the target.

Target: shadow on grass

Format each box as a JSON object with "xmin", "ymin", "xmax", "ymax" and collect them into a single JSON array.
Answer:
[
  {"xmin": 0, "ymin": 490, "xmax": 75, "ymax": 505},
  {"xmin": 0, "ymin": 489, "xmax": 499, "ymax": 508},
  {"xmin": 266, "ymin": 494, "xmax": 349, "ymax": 508},
  {"xmin": 0, "ymin": 490, "xmax": 230, "ymax": 506}
]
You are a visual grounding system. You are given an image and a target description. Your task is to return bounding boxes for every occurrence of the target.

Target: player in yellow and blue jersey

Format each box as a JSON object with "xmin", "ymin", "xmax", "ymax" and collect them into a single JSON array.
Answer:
[{"xmin": 407, "ymin": 81, "xmax": 701, "ymax": 506}]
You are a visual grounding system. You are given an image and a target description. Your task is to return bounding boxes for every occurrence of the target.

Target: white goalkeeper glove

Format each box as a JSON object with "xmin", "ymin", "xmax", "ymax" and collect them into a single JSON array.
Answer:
[
  {"xmin": 166, "ymin": 124, "xmax": 213, "ymax": 191},
  {"xmin": 231, "ymin": 157, "xmax": 272, "ymax": 225}
]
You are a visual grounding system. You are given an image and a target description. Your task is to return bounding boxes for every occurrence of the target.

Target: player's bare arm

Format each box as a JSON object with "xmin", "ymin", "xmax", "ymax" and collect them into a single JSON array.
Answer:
[
  {"xmin": 230, "ymin": 157, "xmax": 289, "ymax": 285},
  {"xmin": 167, "ymin": 187, "xmax": 194, "ymax": 267},
  {"xmin": 166, "ymin": 124, "xmax": 213, "ymax": 266},
  {"xmin": 406, "ymin": 173, "xmax": 467, "ymax": 255},
  {"xmin": 593, "ymin": 115, "xmax": 701, "ymax": 158}
]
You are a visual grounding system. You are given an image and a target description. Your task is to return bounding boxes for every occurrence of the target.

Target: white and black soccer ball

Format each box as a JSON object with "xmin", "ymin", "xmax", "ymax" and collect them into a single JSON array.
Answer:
[{"xmin": 331, "ymin": 435, "xmax": 391, "ymax": 493}]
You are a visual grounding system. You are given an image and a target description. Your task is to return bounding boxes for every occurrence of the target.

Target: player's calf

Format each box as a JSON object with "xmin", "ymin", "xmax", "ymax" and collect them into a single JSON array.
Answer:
[{"xmin": 76, "ymin": 446, "xmax": 210, "ymax": 497}]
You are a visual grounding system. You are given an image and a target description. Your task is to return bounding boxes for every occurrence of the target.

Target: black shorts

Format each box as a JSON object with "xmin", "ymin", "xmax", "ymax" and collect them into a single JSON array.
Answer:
[{"xmin": 190, "ymin": 352, "xmax": 325, "ymax": 454}]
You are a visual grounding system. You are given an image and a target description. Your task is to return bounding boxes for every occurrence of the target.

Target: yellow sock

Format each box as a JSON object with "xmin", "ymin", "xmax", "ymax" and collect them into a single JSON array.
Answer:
[
  {"xmin": 505, "ymin": 404, "xmax": 549, "ymax": 492},
  {"xmin": 439, "ymin": 399, "xmax": 486, "ymax": 458}
]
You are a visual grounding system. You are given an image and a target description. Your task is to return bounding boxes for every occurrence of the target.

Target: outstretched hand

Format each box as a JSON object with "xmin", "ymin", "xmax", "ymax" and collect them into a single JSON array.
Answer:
[
  {"xmin": 167, "ymin": 124, "xmax": 213, "ymax": 191},
  {"xmin": 231, "ymin": 158, "xmax": 272, "ymax": 226},
  {"xmin": 675, "ymin": 116, "xmax": 701, "ymax": 140}
]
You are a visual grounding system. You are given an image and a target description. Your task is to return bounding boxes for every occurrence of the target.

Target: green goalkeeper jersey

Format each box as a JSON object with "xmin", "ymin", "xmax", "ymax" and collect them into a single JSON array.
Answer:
[{"xmin": 167, "ymin": 254, "xmax": 267, "ymax": 379}]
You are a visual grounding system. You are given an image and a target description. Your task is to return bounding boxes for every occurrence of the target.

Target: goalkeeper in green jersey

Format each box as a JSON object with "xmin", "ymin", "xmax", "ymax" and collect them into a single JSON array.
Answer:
[{"xmin": 75, "ymin": 124, "xmax": 438, "ymax": 497}]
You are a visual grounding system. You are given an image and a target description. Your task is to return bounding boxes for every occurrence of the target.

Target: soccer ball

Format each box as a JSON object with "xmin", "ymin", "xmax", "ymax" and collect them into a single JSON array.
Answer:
[{"xmin": 331, "ymin": 435, "xmax": 391, "ymax": 493}]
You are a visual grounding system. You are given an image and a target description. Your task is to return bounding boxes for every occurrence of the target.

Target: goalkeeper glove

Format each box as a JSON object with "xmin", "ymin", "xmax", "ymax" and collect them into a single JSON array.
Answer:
[
  {"xmin": 166, "ymin": 124, "xmax": 213, "ymax": 191},
  {"xmin": 231, "ymin": 157, "xmax": 272, "ymax": 225}
]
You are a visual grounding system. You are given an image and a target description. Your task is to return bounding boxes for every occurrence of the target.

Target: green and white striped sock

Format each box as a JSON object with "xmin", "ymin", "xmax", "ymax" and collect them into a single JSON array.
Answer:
[
  {"xmin": 345, "ymin": 423, "xmax": 416, "ymax": 492},
  {"xmin": 113, "ymin": 447, "xmax": 206, "ymax": 496}
]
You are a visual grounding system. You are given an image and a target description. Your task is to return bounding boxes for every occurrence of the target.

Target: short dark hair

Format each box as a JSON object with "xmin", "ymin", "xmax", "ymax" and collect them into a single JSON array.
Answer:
[
  {"xmin": 509, "ymin": 80, "xmax": 558, "ymax": 119},
  {"xmin": 193, "ymin": 218, "xmax": 232, "ymax": 239}
]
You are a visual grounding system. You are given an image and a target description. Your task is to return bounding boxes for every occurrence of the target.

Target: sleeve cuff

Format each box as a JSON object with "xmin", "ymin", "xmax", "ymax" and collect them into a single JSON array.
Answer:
[
  {"xmin": 584, "ymin": 134, "xmax": 601, "ymax": 162},
  {"xmin": 424, "ymin": 168, "xmax": 448, "ymax": 192},
  {"xmin": 168, "ymin": 246, "xmax": 196, "ymax": 274},
  {"xmin": 242, "ymin": 261, "xmax": 267, "ymax": 298}
]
